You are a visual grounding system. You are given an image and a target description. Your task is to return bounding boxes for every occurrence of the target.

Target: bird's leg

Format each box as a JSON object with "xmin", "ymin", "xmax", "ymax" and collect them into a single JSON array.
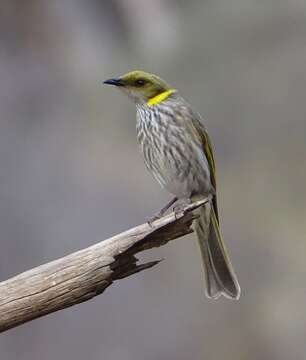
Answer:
[
  {"xmin": 148, "ymin": 197, "xmax": 178, "ymax": 225},
  {"xmin": 173, "ymin": 198, "xmax": 192, "ymax": 218}
]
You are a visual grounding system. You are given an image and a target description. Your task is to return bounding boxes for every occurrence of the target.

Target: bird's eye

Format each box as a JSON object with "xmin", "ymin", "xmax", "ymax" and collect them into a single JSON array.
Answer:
[{"xmin": 135, "ymin": 79, "xmax": 147, "ymax": 87}]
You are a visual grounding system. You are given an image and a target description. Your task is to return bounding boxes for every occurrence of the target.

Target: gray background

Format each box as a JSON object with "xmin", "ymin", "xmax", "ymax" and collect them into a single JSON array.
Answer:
[{"xmin": 1, "ymin": 0, "xmax": 306, "ymax": 359}]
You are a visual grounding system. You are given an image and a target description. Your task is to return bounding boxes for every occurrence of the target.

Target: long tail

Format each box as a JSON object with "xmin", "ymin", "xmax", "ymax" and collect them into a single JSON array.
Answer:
[{"xmin": 193, "ymin": 202, "xmax": 240, "ymax": 299}]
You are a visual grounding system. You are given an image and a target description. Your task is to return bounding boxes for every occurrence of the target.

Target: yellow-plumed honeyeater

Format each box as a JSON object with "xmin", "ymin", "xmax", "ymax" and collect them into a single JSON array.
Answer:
[{"xmin": 104, "ymin": 70, "xmax": 240, "ymax": 300}]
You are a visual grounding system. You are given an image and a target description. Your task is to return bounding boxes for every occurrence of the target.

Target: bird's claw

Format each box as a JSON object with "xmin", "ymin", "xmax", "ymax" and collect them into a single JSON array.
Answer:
[
  {"xmin": 173, "ymin": 203, "xmax": 188, "ymax": 219},
  {"xmin": 147, "ymin": 213, "xmax": 161, "ymax": 228}
]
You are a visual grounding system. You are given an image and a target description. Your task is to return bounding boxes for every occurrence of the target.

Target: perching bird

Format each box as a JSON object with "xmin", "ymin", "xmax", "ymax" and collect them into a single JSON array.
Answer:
[{"xmin": 104, "ymin": 70, "xmax": 240, "ymax": 300}]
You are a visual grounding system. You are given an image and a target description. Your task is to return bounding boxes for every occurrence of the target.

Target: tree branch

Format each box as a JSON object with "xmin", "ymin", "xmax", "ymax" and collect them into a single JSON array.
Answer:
[{"xmin": 0, "ymin": 198, "xmax": 209, "ymax": 333}]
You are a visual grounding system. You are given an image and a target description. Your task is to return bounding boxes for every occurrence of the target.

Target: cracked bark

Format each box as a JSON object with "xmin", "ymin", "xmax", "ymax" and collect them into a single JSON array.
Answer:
[{"xmin": 0, "ymin": 198, "xmax": 209, "ymax": 333}]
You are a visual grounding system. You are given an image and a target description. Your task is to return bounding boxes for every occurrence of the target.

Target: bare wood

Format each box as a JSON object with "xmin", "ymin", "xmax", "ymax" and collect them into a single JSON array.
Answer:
[{"xmin": 0, "ymin": 198, "xmax": 209, "ymax": 333}]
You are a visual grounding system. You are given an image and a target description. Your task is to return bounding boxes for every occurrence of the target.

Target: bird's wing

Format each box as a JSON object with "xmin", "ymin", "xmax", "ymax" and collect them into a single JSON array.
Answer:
[{"xmin": 188, "ymin": 113, "xmax": 220, "ymax": 223}]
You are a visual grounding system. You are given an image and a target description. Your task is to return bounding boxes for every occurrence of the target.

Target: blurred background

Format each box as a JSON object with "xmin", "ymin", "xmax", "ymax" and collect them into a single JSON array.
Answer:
[{"xmin": 1, "ymin": 0, "xmax": 306, "ymax": 359}]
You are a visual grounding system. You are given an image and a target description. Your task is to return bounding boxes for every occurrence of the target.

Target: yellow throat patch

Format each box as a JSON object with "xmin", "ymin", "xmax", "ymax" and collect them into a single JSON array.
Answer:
[{"xmin": 147, "ymin": 89, "xmax": 176, "ymax": 106}]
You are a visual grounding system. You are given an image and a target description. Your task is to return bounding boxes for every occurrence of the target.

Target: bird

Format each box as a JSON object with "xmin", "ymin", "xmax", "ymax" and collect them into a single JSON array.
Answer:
[{"xmin": 104, "ymin": 70, "xmax": 240, "ymax": 300}]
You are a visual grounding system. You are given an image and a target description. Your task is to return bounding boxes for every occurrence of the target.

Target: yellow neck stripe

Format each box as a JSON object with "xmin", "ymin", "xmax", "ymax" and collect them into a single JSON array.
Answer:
[{"xmin": 147, "ymin": 89, "xmax": 176, "ymax": 106}]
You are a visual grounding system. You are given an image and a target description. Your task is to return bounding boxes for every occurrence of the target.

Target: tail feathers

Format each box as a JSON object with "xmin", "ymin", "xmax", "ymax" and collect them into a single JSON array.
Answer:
[{"xmin": 194, "ymin": 204, "xmax": 240, "ymax": 300}]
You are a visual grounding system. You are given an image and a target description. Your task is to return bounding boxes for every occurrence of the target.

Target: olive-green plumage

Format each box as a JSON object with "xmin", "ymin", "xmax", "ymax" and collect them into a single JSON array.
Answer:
[{"xmin": 104, "ymin": 70, "xmax": 240, "ymax": 299}]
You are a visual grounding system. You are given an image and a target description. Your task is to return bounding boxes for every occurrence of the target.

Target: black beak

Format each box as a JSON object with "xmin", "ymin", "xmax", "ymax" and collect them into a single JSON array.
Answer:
[{"xmin": 103, "ymin": 78, "xmax": 125, "ymax": 87}]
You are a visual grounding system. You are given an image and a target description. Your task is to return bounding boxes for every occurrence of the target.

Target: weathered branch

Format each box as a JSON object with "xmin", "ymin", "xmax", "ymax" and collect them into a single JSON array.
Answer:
[{"xmin": 0, "ymin": 198, "xmax": 209, "ymax": 333}]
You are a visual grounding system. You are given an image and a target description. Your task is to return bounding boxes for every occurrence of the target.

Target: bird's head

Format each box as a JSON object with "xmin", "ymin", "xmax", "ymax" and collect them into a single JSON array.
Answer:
[{"xmin": 104, "ymin": 70, "xmax": 175, "ymax": 105}]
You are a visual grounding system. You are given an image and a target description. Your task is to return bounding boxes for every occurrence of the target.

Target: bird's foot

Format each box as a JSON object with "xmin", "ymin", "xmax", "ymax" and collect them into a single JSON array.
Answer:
[
  {"xmin": 147, "ymin": 213, "xmax": 161, "ymax": 228},
  {"xmin": 147, "ymin": 197, "xmax": 178, "ymax": 227},
  {"xmin": 173, "ymin": 199, "xmax": 192, "ymax": 219}
]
